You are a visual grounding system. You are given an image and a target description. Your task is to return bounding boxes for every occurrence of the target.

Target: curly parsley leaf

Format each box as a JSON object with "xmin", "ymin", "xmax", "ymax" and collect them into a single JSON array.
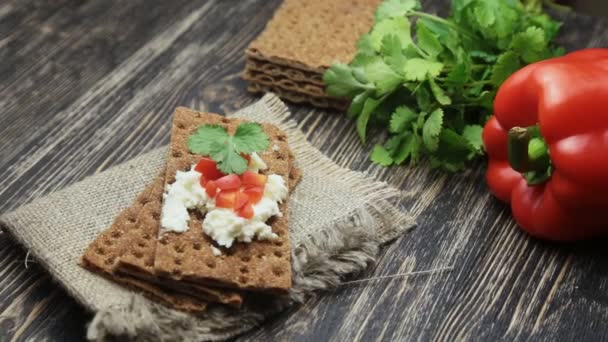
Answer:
[
  {"xmin": 389, "ymin": 106, "xmax": 416, "ymax": 133},
  {"xmin": 324, "ymin": 0, "xmax": 564, "ymax": 171},
  {"xmin": 371, "ymin": 144, "xmax": 394, "ymax": 166},
  {"xmin": 403, "ymin": 58, "xmax": 443, "ymax": 81},
  {"xmin": 463, "ymin": 125, "xmax": 484, "ymax": 153},
  {"xmin": 357, "ymin": 97, "xmax": 381, "ymax": 142},
  {"xmin": 233, "ymin": 123, "xmax": 269, "ymax": 154},
  {"xmin": 188, "ymin": 125, "xmax": 229, "ymax": 155},
  {"xmin": 422, "ymin": 108, "xmax": 444, "ymax": 152},
  {"xmin": 417, "ymin": 21, "xmax": 443, "ymax": 58},
  {"xmin": 491, "ymin": 51, "xmax": 521, "ymax": 86},
  {"xmin": 375, "ymin": 0, "xmax": 420, "ymax": 21},
  {"xmin": 370, "ymin": 17, "xmax": 412, "ymax": 52},
  {"xmin": 324, "ymin": 63, "xmax": 373, "ymax": 97},
  {"xmin": 188, "ymin": 122, "xmax": 269, "ymax": 175}
]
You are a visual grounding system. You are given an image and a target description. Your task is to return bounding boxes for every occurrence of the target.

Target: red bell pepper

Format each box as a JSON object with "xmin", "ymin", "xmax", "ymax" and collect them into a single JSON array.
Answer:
[{"xmin": 482, "ymin": 49, "xmax": 608, "ymax": 241}]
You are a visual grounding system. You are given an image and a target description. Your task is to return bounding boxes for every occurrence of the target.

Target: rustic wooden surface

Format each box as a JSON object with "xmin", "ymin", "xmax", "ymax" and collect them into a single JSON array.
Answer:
[{"xmin": 1, "ymin": 0, "xmax": 608, "ymax": 341}]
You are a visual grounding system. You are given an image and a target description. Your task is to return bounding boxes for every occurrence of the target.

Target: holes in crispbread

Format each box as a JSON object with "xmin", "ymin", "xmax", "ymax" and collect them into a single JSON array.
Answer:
[
  {"xmin": 127, "ymin": 216, "xmax": 136, "ymax": 224},
  {"xmin": 176, "ymin": 122, "xmax": 186, "ymax": 129},
  {"xmin": 274, "ymin": 251, "xmax": 283, "ymax": 258},
  {"xmin": 272, "ymin": 267, "xmax": 284, "ymax": 277},
  {"xmin": 174, "ymin": 258, "xmax": 183, "ymax": 265},
  {"xmin": 104, "ymin": 257, "xmax": 115, "ymax": 265},
  {"xmin": 275, "ymin": 152, "xmax": 286, "ymax": 160},
  {"xmin": 145, "ymin": 258, "xmax": 154, "ymax": 267},
  {"xmin": 172, "ymin": 268, "xmax": 182, "ymax": 276},
  {"xmin": 274, "ymin": 240, "xmax": 284, "ymax": 247},
  {"xmin": 137, "ymin": 241, "xmax": 146, "ymax": 248},
  {"xmin": 240, "ymin": 255, "xmax": 251, "ymax": 262},
  {"xmin": 239, "ymin": 276, "xmax": 248, "ymax": 284},
  {"xmin": 172, "ymin": 150, "xmax": 182, "ymax": 158},
  {"xmin": 277, "ymin": 134, "xmax": 287, "ymax": 142},
  {"xmin": 111, "ymin": 231, "xmax": 122, "ymax": 238},
  {"xmin": 193, "ymin": 242, "xmax": 202, "ymax": 250},
  {"xmin": 239, "ymin": 266, "xmax": 249, "ymax": 274},
  {"xmin": 152, "ymin": 211, "xmax": 160, "ymax": 220},
  {"xmin": 133, "ymin": 250, "xmax": 143, "ymax": 258},
  {"xmin": 159, "ymin": 236, "xmax": 169, "ymax": 245},
  {"xmin": 95, "ymin": 247, "xmax": 106, "ymax": 255},
  {"xmin": 103, "ymin": 239, "xmax": 113, "ymax": 246},
  {"xmin": 174, "ymin": 244, "xmax": 185, "ymax": 253},
  {"xmin": 206, "ymin": 260, "xmax": 216, "ymax": 269},
  {"xmin": 221, "ymin": 117, "xmax": 231, "ymax": 124},
  {"xmin": 142, "ymin": 233, "xmax": 151, "ymax": 240}
]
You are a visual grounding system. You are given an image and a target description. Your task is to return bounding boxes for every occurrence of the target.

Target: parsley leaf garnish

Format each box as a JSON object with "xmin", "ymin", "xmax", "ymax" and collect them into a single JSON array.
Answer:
[
  {"xmin": 323, "ymin": 0, "xmax": 564, "ymax": 171},
  {"xmin": 187, "ymin": 122, "xmax": 269, "ymax": 174}
]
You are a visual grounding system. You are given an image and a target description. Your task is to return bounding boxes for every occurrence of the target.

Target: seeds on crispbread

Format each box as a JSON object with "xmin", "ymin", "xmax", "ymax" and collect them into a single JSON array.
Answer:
[{"xmin": 153, "ymin": 108, "xmax": 295, "ymax": 294}]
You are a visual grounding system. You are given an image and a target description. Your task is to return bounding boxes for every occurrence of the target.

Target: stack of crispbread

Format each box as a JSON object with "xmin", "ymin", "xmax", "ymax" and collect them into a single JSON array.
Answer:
[
  {"xmin": 243, "ymin": 0, "xmax": 381, "ymax": 110},
  {"xmin": 81, "ymin": 107, "xmax": 300, "ymax": 313}
]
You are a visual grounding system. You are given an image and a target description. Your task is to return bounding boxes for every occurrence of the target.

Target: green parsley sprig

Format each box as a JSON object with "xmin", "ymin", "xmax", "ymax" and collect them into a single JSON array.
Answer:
[
  {"xmin": 323, "ymin": 0, "xmax": 564, "ymax": 171},
  {"xmin": 187, "ymin": 123, "xmax": 269, "ymax": 174}
]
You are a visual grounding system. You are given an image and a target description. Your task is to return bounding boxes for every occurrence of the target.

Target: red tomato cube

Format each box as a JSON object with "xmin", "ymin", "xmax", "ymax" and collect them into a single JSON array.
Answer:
[
  {"xmin": 205, "ymin": 180, "xmax": 218, "ymax": 197},
  {"xmin": 238, "ymin": 203, "xmax": 254, "ymax": 219},
  {"xmin": 235, "ymin": 191, "xmax": 249, "ymax": 210},
  {"xmin": 194, "ymin": 158, "xmax": 224, "ymax": 180},
  {"xmin": 243, "ymin": 186, "xmax": 264, "ymax": 204},
  {"xmin": 215, "ymin": 190, "xmax": 236, "ymax": 208},
  {"xmin": 241, "ymin": 171, "xmax": 267, "ymax": 187},
  {"xmin": 215, "ymin": 174, "xmax": 241, "ymax": 190}
]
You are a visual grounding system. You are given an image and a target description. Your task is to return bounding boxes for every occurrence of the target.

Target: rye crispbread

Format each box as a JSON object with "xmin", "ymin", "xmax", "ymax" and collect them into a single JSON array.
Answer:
[
  {"xmin": 80, "ymin": 175, "xmax": 208, "ymax": 313},
  {"xmin": 81, "ymin": 173, "xmax": 243, "ymax": 310},
  {"xmin": 247, "ymin": 82, "xmax": 349, "ymax": 110},
  {"xmin": 246, "ymin": 0, "xmax": 380, "ymax": 72},
  {"xmin": 245, "ymin": 58, "xmax": 325, "ymax": 86},
  {"xmin": 111, "ymin": 175, "xmax": 244, "ymax": 308},
  {"xmin": 153, "ymin": 108, "xmax": 295, "ymax": 294},
  {"xmin": 243, "ymin": 69, "xmax": 327, "ymax": 98}
]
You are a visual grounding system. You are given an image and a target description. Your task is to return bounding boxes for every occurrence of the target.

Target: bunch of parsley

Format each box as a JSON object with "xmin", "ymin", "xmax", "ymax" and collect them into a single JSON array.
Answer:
[{"xmin": 323, "ymin": 0, "xmax": 563, "ymax": 171}]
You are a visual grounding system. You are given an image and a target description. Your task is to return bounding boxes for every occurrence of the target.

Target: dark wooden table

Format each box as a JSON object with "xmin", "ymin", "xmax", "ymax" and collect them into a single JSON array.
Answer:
[{"xmin": 1, "ymin": 0, "xmax": 608, "ymax": 341}]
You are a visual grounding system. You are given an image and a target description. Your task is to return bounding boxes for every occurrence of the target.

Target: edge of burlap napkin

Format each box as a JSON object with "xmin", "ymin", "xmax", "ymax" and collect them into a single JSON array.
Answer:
[{"xmin": 0, "ymin": 94, "xmax": 415, "ymax": 341}]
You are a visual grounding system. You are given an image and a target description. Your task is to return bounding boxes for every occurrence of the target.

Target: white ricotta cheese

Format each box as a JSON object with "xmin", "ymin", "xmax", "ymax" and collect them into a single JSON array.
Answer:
[
  {"xmin": 248, "ymin": 152, "xmax": 268, "ymax": 172},
  {"xmin": 160, "ymin": 162, "xmax": 288, "ymax": 248},
  {"xmin": 160, "ymin": 166, "xmax": 208, "ymax": 232}
]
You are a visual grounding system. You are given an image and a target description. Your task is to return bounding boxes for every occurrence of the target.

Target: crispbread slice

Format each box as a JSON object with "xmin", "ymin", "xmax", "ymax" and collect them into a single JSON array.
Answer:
[
  {"xmin": 81, "ymin": 173, "xmax": 243, "ymax": 309},
  {"xmin": 246, "ymin": 0, "xmax": 380, "ymax": 72},
  {"xmin": 80, "ymin": 175, "xmax": 207, "ymax": 313},
  {"xmin": 245, "ymin": 58, "xmax": 325, "ymax": 86},
  {"xmin": 112, "ymin": 172, "xmax": 243, "ymax": 308},
  {"xmin": 153, "ymin": 108, "xmax": 296, "ymax": 294},
  {"xmin": 243, "ymin": 69, "xmax": 327, "ymax": 98},
  {"xmin": 247, "ymin": 82, "xmax": 348, "ymax": 110}
]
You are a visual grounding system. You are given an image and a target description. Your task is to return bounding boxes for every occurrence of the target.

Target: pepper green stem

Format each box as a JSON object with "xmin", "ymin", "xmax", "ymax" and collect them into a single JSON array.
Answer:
[{"xmin": 508, "ymin": 126, "xmax": 553, "ymax": 184}]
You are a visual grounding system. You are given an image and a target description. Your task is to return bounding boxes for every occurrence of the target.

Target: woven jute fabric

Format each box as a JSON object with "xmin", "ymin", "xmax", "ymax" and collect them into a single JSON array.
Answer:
[{"xmin": 0, "ymin": 94, "xmax": 415, "ymax": 341}]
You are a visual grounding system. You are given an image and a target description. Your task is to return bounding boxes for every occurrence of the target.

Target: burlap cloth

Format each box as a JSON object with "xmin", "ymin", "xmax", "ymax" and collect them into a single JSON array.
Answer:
[{"xmin": 0, "ymin": 94, "xmax": 415, "ymax": 341}]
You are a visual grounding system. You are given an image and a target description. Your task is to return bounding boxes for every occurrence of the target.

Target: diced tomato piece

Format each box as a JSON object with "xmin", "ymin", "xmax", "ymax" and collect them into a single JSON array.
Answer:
[
  {"xmin": 216, "ymin": 190, "xmax": 236, "ymax": 208},
  {"xmin": 241, "ymin": 171, "xmax": 267, "ymax": 187},
  {"xmin": 205, "ymin": 180, "xmax": 218, "ymax": 197},
  {"xmin": 241, "ymin": 153, "xmax": 251, "ymax": 164},
  {"xmin": 234, "ymin": 191, "xmax": 249, "ymax": 210},
  {"xmin": 194, "ymin": 158, "xmax": 224, "ymax": 180},
  {"xmin": 243, "ymin": 186, "xmax": 264, "ymax": 204},
  {"xmin": 215, "ymin": 174, "xmax": 241, "ymax": 190},
  {"xmin": 238, "ymin": 203, "xmax": 254, "ymax": 219}
]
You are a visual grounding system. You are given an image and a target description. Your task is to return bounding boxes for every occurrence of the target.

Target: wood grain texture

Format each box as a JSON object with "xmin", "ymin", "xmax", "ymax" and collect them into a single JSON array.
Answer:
[{"xmin": 1, "ymin": 0, "xmax": 608, "ymax": 341}]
